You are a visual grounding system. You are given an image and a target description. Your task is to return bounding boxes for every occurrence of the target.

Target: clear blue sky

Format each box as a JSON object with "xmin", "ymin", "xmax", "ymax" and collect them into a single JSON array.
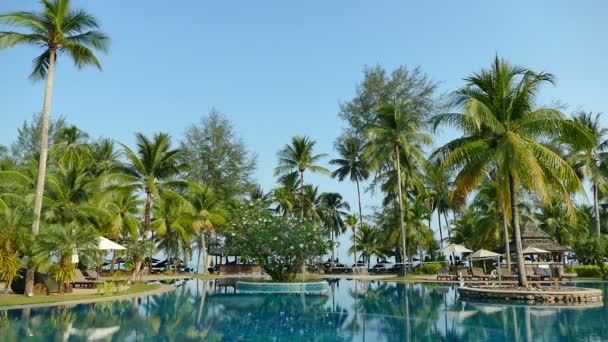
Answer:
[{"xmin": 1, "ymin": 1, "xmax": 607, "ymax": 261}]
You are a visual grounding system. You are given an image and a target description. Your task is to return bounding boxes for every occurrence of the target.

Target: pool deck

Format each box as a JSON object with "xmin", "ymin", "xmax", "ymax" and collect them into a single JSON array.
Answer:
[{"xmin": 0, "ymin": 284, "xmax": 175, "ymax": 311}]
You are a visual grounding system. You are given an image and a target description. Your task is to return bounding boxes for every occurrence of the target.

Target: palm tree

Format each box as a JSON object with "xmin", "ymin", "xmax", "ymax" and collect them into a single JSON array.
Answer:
[
  {"xmin": 320, "ymin": 193, "xmax": 350, "ymax": 270},
  {"xmin": 346, "ymin": 214, "xmax": 359, "ymax": 265},
  {"xmin": 32, "ymin": 222, "xmax": 99, "ymax": 293},
  {"xmin": 271, "ymin": 172, "xmax": 299, "ymax": 215},
  {"xmin": 274, "ymin": 136, "xmax": 330, "ymax": 217},
  {"xmin": 0, "ymin": 0, "xmax": 109, "ymax": 295},
  {"xmin": 152, "ymin": 191, "xmax": 192, "ymax": 273},
  {"xmin": 330, "ymin": 135, "xmax": 369, "ymax": 235},
  {"xmin": 425, "ymin": 160, "xmax": 451, "ymax": 249},
  {"xmin": 118, "ymin": 132, "xmax": 182, "ymax": 278},
  {"xmin": 349, "ymin": 223, "xmax": 382, "ymax": 269},
  {"xmin": 568, "ymin": 112, "xmax": 608, "ymax": 238},
  {"xmin": 183, "ymin": 183, "xmax": 228, "ymax": 274},
  {"xmin": 431, "ymin": 57, "xmax": 591, "ymax": 287},
  {"xmin": 365, "ymin": 100, "xmax": 431, "ymax": 273}
]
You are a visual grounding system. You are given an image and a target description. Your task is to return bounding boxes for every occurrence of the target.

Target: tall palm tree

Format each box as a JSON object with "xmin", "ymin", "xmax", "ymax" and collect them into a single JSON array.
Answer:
[
  {"xmin": 152, "ymin": 191, "xmax": 192, "ymax": 273},
  {"xmin": 425, "ymin": 160, "xmax": 451, "ymax": 249},
  {"xmin": 568, "ymin": 112, "xmax": 608, "ymax": 238},
  {"xmin": 184, "ymin": 183, "xmax": 228, "ymax": 274},
  {"xmin": 118, "ymin": 132, "xmax": 182, "ymax": 278},
  {"xmin": 431, "ymin": 57, "xmax": 591, "ymax": 287},
  {"xmin": 349, "ymin": 223, "xmax": 382, "ymax": 269},
  {"xmin": 274, "ymin": 136, "xmax": 329, "ymax": 217},
  {"xmin": 365, "ymin": 100, "xmax": 431, "ymax": 272},
  {"xmin": 346, "ymin": 214, "xmax": 359, "ymax": 266},
  {"xmin": 32, "ymin": 222, "xmax": 99, "ymax": 293},
  {"xmin": 330, "ymin": 135, "xmax": 369, "ymax": 236},
  {"xmin": 0, "ymin": 0, "xmax": 108, "ymax": 295},
  {"xmin": 320, "ymin": 193, "xmax": 350, "ymax": 270}
]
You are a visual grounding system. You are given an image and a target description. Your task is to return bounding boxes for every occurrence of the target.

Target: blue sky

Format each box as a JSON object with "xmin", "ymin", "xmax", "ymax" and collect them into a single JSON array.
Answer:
[{"xmin": 2, "ymin": 1, "xmax": 607, "ymax": 261}]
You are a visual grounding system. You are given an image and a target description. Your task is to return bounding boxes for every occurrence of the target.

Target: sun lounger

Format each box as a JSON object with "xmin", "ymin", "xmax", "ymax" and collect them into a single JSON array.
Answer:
[
  {"xmin": 83, "ymin": 270, "xmax": 100, "ymax": 280},
  {"xmin": 72, "ymin": 269, "xmax": 104, "ymax": 288},
  {"xmin": 524, "ymin": 267, "xmax": 541, "ymax": 281},
  {"xmin": 534, "ymin": 267, "xmax": 553, "ymax": 281},
  {"xmin": 436, "ymin": 267, "xmax": 456, "ymax": 281},
  {"xmin": 471, "ymin": 268, "xmax": 491, "ymax": 281},
  {"xmin": 497, "ymin": 268, "xmax": 518, "ymax": 281}
]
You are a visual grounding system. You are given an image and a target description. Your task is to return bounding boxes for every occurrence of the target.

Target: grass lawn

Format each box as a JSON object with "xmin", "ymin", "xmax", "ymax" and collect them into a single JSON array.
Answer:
[{"xmin": 0, "ymin": 283, "xmax": 161, "ymax": 308}]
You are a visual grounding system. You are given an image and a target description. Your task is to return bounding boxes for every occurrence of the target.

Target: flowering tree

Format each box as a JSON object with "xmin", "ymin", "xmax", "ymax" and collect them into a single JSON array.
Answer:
[{"xmin": 224, "ymin": 203, "xmax": 329, "ymax": 281}]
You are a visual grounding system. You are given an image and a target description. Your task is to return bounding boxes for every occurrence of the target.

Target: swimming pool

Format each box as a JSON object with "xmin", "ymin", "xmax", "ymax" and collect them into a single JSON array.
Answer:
[{"xmin": 1, "ymin": 279, "xmax": 606, "ymax": 341}]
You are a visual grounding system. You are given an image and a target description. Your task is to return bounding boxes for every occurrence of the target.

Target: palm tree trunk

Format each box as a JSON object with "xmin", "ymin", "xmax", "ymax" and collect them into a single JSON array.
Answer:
[
  {"xmin": 437, "ymin": 210, "xmax": 444, "ymax": 249},
  {"xmin": 594, "ymin": 183, "xmax": 601, "ymax": 238},
  {"xmin": 26, "ymin": 49, "xmax": 57, "ymax": 297},
  {"xmin": 144, "ymin": 189, "xmax": 152, "ymax": 238},
  {"xmin": 300, "ymin": 170, "xmax": 305, "ymax": 217},
  {"xmin": 501, "ymin": 204, "xmax": 511, "ymax": 269},
  {"xmin": 394, "ymin": 145, "xmax": 407, "ymax": 276},
  {"xmin": 443, "ymin": 213, "xmax": 451, "ymax": 239},
  {"xmin": 330, "ymin": 230, "xmax": 335, "ymax": 272},
  {"xmin": 509, "ymin": 174, "xmax": 528, "ymax": 288},
  {"xmin": 355, "ymin": 178, "xmax": 364, "ymax": 266}
]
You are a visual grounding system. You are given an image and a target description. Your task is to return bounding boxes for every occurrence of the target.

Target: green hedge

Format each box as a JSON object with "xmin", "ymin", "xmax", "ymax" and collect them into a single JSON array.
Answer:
[
  {"xmin": 566, "ymin": 265, "xmax": 606, "ymax": 278},
  {"xmin": 419, "ymin": 262, "xmax": 443, "ymax": 275}
]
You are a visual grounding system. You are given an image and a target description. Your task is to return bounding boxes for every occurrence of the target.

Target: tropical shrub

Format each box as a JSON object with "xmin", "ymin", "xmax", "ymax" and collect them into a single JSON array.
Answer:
[
  {"xmin": 419, "ymin": 262, "xmax": 443, "ymax": 275},
  {"xmin": 223, "ymin": 203, "xmax": 330, "ymax": 281},
  {"xmin": 566, "ymin": 265, "xmax": 607, "ymax": 278},
  {"xmin": 0, "ymin": 252, "xmax": 21, "ymax": 293}
]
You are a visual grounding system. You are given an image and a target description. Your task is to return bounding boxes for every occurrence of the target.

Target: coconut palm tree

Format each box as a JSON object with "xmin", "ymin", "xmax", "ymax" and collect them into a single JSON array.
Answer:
[
  {"xmin": 350, "ymin": 223, "xmax": 382, "ymax": 269},
  {"xmin": 152, "ymin": 191, "xmax": 193, "ymax": 273},
  {"xmin": 271, "ymin": 172, "xmax": 299, "ymax": 216},
  {"xmin": 32, "ymin": 222, "xmax": 99, "ymax": 293},
  {"xmin": 183, "ymin": 183, "xmax": 228, "ymax": 274},
  {"xmin": 118, "ymin": 132, "xmax": 182, "ymax": 278},
  {"xmin": 568, "ymin": 112, "xmax": 608, "ymax": 237},
  {"xmin": 0, "ymin": 0, "xmax": 109, "ymax": 295},
  {"xmin": 274, "ymin": 136, "xmax": 330, "ymax": 217},
  {"xmin": 365, "ymin": 100, "xmax": 431, "ymax": 273},
  {"xmin": 346, "ymin": 214, "xmax": 359, "ymax": 266},
  {"xmin": 330, "ymin": 135, "xmax": 369, "ymax": 232},
  {"xmin": 320, "ymin": 193, "xmax": 350, "ymax": 270},
  {"xmin": 431, "ymin": 57, "xmax": 591, "ymax": 287}
]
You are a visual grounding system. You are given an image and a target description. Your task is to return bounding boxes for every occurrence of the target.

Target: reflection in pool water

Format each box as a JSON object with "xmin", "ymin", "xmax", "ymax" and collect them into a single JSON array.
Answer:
[{"xmin": 1, "ymin": 279, "xmax": 607, "ymax": 341}]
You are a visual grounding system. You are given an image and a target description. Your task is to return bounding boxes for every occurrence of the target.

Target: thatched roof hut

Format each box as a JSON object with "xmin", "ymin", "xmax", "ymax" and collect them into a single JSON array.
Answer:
[{"xmin": 510, "ymin": 222, "xmax": 570, "ymax": 253}]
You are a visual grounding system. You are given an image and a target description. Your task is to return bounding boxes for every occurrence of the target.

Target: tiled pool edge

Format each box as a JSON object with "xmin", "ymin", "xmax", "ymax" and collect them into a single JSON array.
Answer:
[
  {"xmin": 458, "ymin": 286, "xmax": 603, "ymax": 305},
  {"xmin": 235, "ymin": 281, "xmax": 330, "ymax": 295}
]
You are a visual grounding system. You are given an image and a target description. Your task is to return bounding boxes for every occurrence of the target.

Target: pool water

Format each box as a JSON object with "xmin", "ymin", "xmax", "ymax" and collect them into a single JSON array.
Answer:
[{"xmin": 1, "ymin": 279, "xmax": 607, "ymax": 341}]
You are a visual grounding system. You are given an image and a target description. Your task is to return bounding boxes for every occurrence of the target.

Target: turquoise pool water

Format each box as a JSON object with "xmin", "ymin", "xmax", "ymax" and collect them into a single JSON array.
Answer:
[{"xmin": 1, "ymin": 279, "xmax": 607, "ymax": 341}]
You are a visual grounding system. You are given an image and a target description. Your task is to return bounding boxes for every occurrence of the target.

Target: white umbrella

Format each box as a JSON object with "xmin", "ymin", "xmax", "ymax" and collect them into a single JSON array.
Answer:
[
  {"xmin": 467, "ymin": 249, "xmax": 501, "ymax": 259},
  {"xmin": 522, "ymin": 246, "xmax": 549, "ymax": 254},
  {"xmin": 440, "ymin": 244, "xmax": 473, "ymax": 254},
  {"xmin": 98, "ymin": 237, "xmax": 126, "ymax": 250}
]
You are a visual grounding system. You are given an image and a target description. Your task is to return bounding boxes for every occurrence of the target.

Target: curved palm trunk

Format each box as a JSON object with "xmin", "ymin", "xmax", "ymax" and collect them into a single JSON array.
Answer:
[
  {"xmin": 131, "ymin": 189, "xmax": 153, "ymax": 281},
  {"xmin": 330, "ymin": 230, "xmax": 335, "ymax": 272},
  {"xmin": 26, "ymin": 49, "xmax": 56, "ymax": 297},
  {"xmin": 395, "ymin": 145, "xmax": 407, "ymax": 276},
  {"xmin": 355, "ymin": 178, "xmax": 363, "ymax": 266},
  {"xmin": 437, "ymin": 210, "xmax": 444, "ymax": 249},
  {"xmin": 501, "ymin": 205, "xmax": 511, "ymax": 269},
  {"xmin": 509, "ymin": 175, "xmax": 528, "ymax": 287},
  {"xmin": 300, "ymin": 170, "xmax": 305, "ymax": 217},
  {"xmin": 594, "ymin": 184, "xmax": 601, "ymax": 238}
]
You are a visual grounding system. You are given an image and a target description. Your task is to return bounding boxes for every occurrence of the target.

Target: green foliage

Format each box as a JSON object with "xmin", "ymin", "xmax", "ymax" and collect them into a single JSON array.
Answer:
[
  {"xmin": 419, "ymin": 263, "xmax": 443, "ymax": 275},
  {"xmin": 223, "ymin": 203, "xmax": 330, "ymax": 281},
  {"xmin": 96, "ymin": 281, "xmax": 119, "ymax": 296},
  {"xmin": 566, "ymin": 265, "xmax": 606, "ymax": 278},
  {"xmin": 9, "ymin": 113, "xmax": 69, "ymax": 163},
  {"xmin": 339, "ymin": 65, "xmax": 438, "ymax": 138},
  {"xmin": 0, "ymin": 252, "xmax": 21, "ymax": 291},
  {"xmin": 180, "ymin": 109, "xmax": 257, "ymax": 201}
]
